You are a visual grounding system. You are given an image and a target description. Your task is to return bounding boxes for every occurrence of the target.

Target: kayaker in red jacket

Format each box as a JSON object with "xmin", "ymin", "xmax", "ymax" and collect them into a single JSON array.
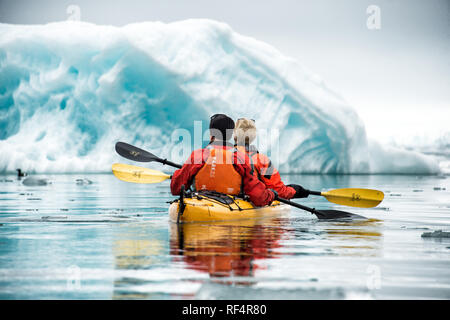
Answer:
[
  {"xmin": 170, "ymin": 114, "xmax": 276, "ymax": 207},
  {"xmin": 233, "ymin": 118, "xmax": 310, "ymax": 200}
]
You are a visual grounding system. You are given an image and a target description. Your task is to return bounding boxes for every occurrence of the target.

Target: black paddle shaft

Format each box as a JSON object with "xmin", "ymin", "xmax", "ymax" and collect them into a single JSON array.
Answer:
[
  {"xmin": 277, "ymin": 197, "xmax": 363, "ymax": 220},
  {"xmin": 160, "ymin": 158, "xmax": 182, "ymax": 169}
]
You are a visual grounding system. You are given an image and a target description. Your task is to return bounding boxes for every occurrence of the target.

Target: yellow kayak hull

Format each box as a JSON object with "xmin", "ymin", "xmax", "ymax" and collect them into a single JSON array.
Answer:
[{"xmin": 169, "ymin": 197, "xmax": 289, "ymax": 223}]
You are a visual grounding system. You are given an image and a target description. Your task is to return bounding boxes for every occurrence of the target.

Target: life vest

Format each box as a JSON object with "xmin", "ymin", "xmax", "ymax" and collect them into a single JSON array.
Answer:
[
  {"xmin": 235, "ymin": 144, "xmax": 295, "ymax": 199},
  {"xmin": 194, "ymin": 146, "xmax": 242, "ymax": 195},
  {"xmin": 236, "ymin": 145, "xmax": 275, "ymax": 180}
]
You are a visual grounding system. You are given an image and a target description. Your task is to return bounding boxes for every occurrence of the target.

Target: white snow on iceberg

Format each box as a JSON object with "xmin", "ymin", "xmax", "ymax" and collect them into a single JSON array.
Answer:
[{"xmin": 0, "ymin": 20, "xmax": 440, "ymax": 174}]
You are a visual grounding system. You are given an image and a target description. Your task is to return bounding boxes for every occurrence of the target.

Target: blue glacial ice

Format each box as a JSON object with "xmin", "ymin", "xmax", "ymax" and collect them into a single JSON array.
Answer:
[{"xmin": 0, "ymin": 20, "xmax": 440, "ymax": 174}]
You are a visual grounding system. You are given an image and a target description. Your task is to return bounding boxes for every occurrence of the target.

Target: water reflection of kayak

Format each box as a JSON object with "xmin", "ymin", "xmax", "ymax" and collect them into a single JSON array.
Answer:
[
  {"xmin": 170, "ymin": 217, "xmax": 287, "ymax": 281},
  {"xmin": 169, "ymin": 191, "xmax": 290, "ymax": 223}
]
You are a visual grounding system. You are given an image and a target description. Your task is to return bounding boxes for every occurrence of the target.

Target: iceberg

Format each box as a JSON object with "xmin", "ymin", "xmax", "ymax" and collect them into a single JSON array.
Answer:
[{"xmin": 0, "ymin": 20, "xmax": 440, "ymax": 174}]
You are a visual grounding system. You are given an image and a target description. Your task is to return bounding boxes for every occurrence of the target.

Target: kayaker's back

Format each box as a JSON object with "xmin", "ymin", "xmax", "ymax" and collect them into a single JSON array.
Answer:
[
  {"xmin": 194, "ymin": 146, "xmax": 242, "ymax": 195},
  {"xmin": 170, "ymin": 114, "xmax": 276, "ymax": 207}
]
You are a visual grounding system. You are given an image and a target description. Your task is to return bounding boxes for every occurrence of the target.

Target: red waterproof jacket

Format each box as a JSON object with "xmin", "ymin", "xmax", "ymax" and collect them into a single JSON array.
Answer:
[
  {"xmin": 236, "ymin": 145, "xmax": 296, "ymax": 199},
  {"xmin": 170, "ymin": 141, "xmax": 275, "ymax": 207}
]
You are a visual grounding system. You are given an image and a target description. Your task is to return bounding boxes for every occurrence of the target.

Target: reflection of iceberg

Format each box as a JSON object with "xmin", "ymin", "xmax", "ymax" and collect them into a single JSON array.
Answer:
[{"xmin": 0, "ymin": 20, "xmax": 439, "ymax": 174}]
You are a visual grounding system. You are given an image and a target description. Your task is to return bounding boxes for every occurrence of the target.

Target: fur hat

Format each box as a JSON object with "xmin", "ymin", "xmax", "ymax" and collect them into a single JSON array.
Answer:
[{"xmin": 234, "ymin": 118, "xmax": 257, "ymax": 145}]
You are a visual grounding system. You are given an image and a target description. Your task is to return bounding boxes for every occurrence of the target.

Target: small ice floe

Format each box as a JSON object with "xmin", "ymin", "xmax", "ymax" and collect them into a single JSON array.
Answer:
[
  {"xmin": 421, "ymin": 230, "xmax": 450, "ymax": 238},
  {"xmin": 76, "ymin": 178, "xmax": 93, "ymax": 185},
  {"xmin": 41, "ymin": 216, "xmax": 68, "ymax": 221},
  {"xmin": 22, "ymin": 177, "xmax": 49, "ymax": 186},
  {"xmin": 17, "ymin": 214, "xmax": 135, "ymax": 223},
  {"xmin": 373, "ymin": 207, "xmax": 390, "ymax": 211}
]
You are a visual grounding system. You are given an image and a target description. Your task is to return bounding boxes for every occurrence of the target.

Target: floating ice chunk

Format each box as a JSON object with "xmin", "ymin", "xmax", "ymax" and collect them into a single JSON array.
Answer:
[
  {"xmin": 76, "ymin": 178, "xmax": 93, "ymax": 185},
  {"xmin": 421, "ymin": 230, "xmax": 450, "ymax": 238},
  {"xmin": 22, "ymin": 177, "xmax": 49, "ymax": 186}
]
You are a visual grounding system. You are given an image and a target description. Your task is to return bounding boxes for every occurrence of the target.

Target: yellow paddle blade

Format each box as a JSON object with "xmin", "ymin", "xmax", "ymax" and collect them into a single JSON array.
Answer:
[
  {"xmin": 112, "ymin": 163, "xmax": 171, "ymax": 184},
  {"xmin": 321, "ymin": 188, "xmax": 384, "ymax": 208}
]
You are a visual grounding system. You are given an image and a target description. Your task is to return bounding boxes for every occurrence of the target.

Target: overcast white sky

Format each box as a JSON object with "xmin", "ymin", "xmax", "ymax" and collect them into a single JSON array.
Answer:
[{"xmin": 1, "ymin": 0, "xmax": 449, "ymax": 143}]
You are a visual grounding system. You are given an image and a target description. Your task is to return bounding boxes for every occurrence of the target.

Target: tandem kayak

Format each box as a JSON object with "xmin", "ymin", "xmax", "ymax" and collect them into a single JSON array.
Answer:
[{"xmin": 168, "ymin": 191, "xmax": 290, "ymax": 223}]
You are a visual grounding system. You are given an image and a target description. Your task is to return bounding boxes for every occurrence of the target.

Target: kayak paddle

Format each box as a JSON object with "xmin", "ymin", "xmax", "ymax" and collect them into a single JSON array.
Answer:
[
  {"xmin": 115, "ymin": 141, "xmax": 182, "ymax": 168},
  {"xmin": 112, "ymin": 163, "xmax": 171, "ymax": 184},
  {"xmin": 112, "ymin": 163, "xmax": 365, "ymax": 220},
  {"xmin": 276, "ymin": 198, "xmax": 365, "ymax": 220},
  {"xmin": 309, "ymin": 188, "xmax": 384, "ymax": 208},
  {"xmin": 114, "ymin": 142, "xmax": 384, "ymax": 209}
]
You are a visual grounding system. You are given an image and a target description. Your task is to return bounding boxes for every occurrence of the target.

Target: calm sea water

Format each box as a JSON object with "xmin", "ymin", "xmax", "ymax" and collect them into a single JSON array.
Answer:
[{"xmin": 0, "ymin": 173, "xmax": 449, "ymax": 299}]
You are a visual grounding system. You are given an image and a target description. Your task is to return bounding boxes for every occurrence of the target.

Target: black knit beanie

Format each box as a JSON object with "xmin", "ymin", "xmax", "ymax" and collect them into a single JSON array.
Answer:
[{"xmin": 209, "ymin": 114, "xmax": 235, "ymax": 141}]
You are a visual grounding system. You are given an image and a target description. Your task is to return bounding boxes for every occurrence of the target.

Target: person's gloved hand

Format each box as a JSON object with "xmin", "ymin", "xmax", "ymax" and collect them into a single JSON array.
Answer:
[
  {"xmin": 287, "ymin": 184, "xmax": 310, "ymax": 198},
  {"xmin": 269, "ymin": 189, "xmax": 279, "ymax": 203}
]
